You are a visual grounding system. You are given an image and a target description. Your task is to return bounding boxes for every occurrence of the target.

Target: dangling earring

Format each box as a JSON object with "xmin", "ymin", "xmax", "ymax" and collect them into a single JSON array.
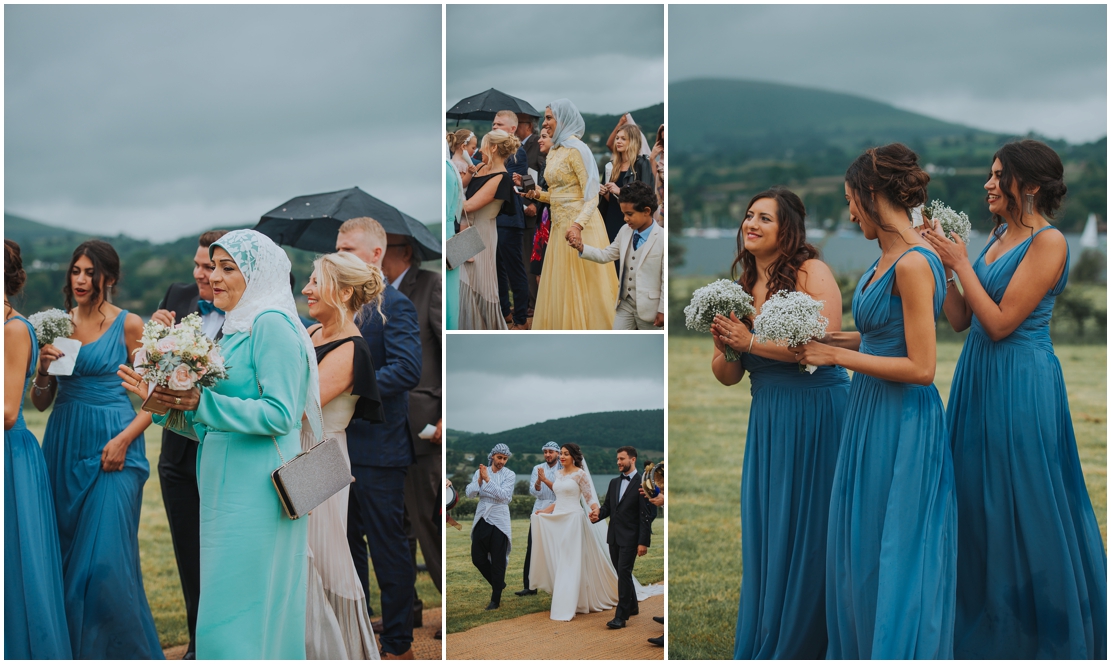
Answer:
[{"xmin": 1024, "ymin": 193, "xmax": 1035, "ymax": 215}]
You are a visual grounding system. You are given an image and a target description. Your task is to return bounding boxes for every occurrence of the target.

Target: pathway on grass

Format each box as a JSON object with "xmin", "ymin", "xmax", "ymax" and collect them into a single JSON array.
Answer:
[
  {"xmin": 163, "ymin": 607, "xmax": 443, "ymax": 659},
  {"xmin": 446, "ymin": 594, "xmax": 664, "ymax": 660}
]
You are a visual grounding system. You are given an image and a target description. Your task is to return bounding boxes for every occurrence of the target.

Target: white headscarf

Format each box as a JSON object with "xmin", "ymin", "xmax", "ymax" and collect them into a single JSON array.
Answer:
[
  {"xmin": 211, "ymin": 229, "xmax": 323, "ymax": 440},
  {"xmin": 548, "ymin": 98, "xmax": 600, "ymax": 201}
]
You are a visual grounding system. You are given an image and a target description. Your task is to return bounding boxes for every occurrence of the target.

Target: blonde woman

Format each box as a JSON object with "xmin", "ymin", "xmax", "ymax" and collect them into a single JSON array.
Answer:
[
  {"xmin": 459, "ymin": 129, "xmax": 520, "ymax": 330},
  {"xmin": 300, "ymin": 251, "xmax": 386, "ymax": 659},
  {"xmin": 524, "ymin": 99, "xmax": 619, "ymax": 330},
  {"xmin": 447, "ymin": 129, "xmax": 479, "ymax": 189},
  {"xmin": 599, "ymin": 123, "xmax": 655, "ymax": 243}
]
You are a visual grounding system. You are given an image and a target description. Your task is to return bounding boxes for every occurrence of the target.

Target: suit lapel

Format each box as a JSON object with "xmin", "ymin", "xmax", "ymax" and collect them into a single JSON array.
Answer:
[
  {"xmin": 639, "ymin": 223, "xmax": 661, "ymax": 260},
  {"xmin": 617, "ymin": 471, "xmax": 640, "ymax": 507}
]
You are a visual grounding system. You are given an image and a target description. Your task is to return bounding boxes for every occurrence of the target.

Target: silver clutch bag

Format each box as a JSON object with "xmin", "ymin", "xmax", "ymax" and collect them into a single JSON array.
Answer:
[
  {"xmin": 256, "ymin": 375, "xmax": 352, "ymax": 520},
  {"xmin": 271, "ymin": 437, "xmax": 352, "ymax": 520},
  {"xmin": 445, "ymin": 225, "xmax": 486, "ymax": 270}
]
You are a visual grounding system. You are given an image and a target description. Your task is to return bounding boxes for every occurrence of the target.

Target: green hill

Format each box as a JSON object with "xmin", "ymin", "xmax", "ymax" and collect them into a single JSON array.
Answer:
[
  {"xmin": 670, "ymin": 78, "xmax": 983, "ymax": 154},
  {"xmin": 446, "ymin": 409, "xmax": 664, "ymax": 478},
  {"xmin": 667, "ymin": 78, "xmax": 1106, "ymax": 234},
  {"xmin": 4, "ymin": 214, "xmax": 442, "ymax": 317}
]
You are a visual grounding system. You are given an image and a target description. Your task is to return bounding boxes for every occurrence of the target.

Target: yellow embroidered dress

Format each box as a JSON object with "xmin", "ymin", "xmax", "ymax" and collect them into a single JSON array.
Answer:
[{"xmin": 532, "ymin": 144, "xmax": 619, "ymax": 330}]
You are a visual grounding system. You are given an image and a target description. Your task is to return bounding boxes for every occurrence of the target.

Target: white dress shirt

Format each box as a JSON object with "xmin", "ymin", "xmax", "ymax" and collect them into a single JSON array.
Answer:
[
  {"xmin": 466, "ymin": 466, "xmax": 516, "ymax": 545},
  {"xmin": 618, "ymin": 468, "xmax": 637, "ymax": 502},
  {"xmin": 528, "ymin": 461, "xmax": 562, "ymax": 512}
]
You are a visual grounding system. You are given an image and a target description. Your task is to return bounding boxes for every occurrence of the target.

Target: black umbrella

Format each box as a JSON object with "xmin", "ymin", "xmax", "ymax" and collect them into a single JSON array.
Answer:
[
  {"xmin": 254, "ymin": 186, "xmax": 441, "ymax": 261},
  {"xmin": 446, "ymin": 88, "xmax": 542, "ymax": 124}
]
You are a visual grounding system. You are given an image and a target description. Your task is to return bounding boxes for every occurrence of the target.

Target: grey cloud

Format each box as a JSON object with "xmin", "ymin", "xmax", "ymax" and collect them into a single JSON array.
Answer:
[
  {"xmin": 669, "ymin": 4, "xmax": 1106, "ymax": 142},
  {"xmin": 5, "ymin": 4, "xmax": 442, "ymax": 240},
  {"xmin": 447, "ymin": 334, "xmax": 664, "ymax": 383},
  {"xmin": 447, "ymin": 4, "xmax": 663, "ymax": 115}
]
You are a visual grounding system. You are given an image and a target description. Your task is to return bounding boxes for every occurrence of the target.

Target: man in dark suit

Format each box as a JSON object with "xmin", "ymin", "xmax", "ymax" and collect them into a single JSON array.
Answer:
[
  {"xmin": 336, "ymin": 218, "xmax": 422, "ymax": 660},
  {"xmin": 149, "ymin": 229, "xmax": 228, "ymax": 660},
  {"xmin": 592, "ymin": 445, "xmax": 656, "ymax": 629},
  {"xmin": 516, "ymin": 114, "xmax": 543, "ymax": 311},
  {"xmin": 381, "ymin": 234, "xmax": 443, "ymax": 633},
  {"xmin": 492, "ymin": 110, "xmax": 530, "ymax": 329}
]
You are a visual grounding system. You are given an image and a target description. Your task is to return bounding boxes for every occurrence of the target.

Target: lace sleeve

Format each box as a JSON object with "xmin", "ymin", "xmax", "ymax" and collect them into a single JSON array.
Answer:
[
  {"xmin": 576, "ymin": 471, "xmax": 597, "ymax": 508},
  {"xmin": 569, "ymin": 150, "xmax": 598, "ymax": 229}
]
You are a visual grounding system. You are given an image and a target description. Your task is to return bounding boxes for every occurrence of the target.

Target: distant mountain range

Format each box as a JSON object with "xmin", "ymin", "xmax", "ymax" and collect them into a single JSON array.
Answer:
[
  {"xmin": 667, "ymin": 78, "xmax": 1106, "ymax": 234},
  {"xmin": 670, "ymin": 78, "xmax": 992, "ymax": 154},
  {"xmin": 447, "ymin": 409, "xmax": 664, "ymax": 478},
  {"xmin": 3, "ymin": 213, "xmax": 442, "ymax": 316}
]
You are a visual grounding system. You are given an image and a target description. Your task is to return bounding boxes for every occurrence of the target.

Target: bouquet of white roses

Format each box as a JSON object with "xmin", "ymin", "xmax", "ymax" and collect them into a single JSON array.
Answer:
[
  {"xmin": 753, "ymin": 290, "xmax": 829, "ymax": 374},
  {"xmin": 134, "ymin": 313, "xmax": 228, "ymax": 428},
  {"xmin": 27, "ymin": 309, "xmax": 74, "ymax": 348},
  {"xmin": 684, "ymin": 279, "xmax": 755, "ymax": 362},
  {"xmin": 924, "ymin": 199, "xmax": 972, "ymax": 244}
]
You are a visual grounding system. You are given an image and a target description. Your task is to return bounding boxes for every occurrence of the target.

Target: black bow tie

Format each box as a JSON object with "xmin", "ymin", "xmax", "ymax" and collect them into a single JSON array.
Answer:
[{"xmin": 621, "ymin": 475, "xmax": 632, "ymax": 481}]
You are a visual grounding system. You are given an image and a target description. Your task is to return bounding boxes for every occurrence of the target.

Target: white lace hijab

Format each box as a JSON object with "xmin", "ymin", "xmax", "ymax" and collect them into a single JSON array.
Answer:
[
  {"xmin": 211, "ymin": 229, "xmax": 323, "ymax": 440},
  {"xmin": 548, "ymin": 98, "xmax": 600, "ymax": 201}
]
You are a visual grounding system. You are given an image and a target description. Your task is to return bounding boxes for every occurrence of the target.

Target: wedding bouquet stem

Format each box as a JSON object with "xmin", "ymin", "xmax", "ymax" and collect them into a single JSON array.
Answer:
[{"xmin": 684, "ymin": 279, "xmax": 755, "ymax": 362}]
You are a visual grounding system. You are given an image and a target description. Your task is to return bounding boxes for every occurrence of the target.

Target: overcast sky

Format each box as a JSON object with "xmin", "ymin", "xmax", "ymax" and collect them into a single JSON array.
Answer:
[
  {"xmin": 446, "ymin": 335, "xmax": 664, "ymax": 434},
  {"xmin": 670, "ymin": 4, "xmax": 1106, "ymax": 143},
  {"xmin": 447, "ymin": 4, "xmax": 664, "ymax": 116},
  {"xmin": 5, "ymin": 4, "xmax": 441, "ymax": 241}
]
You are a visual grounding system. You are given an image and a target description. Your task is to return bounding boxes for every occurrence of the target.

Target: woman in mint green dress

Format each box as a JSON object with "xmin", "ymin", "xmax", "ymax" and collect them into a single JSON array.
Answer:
[{"xmin": 121, "ymin": 230, "xmax": 322, "ymax": 659}]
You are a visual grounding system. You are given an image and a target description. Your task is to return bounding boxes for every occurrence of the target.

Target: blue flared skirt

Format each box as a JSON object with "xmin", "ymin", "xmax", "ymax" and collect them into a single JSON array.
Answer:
[
  {"xmin": 826, "ymin": 373, "xmax": 956, "ymax": 660},
  {"xmin": 947, "ymin": 331, "xmax": 1106, "ymax": 659},
  {"xmin": 5, "ymin": 423, "xmax": 72, "ymax": 659}
]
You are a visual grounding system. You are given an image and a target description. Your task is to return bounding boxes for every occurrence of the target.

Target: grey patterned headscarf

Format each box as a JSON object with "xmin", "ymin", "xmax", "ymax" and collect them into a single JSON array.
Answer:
[
  {"xmin": 542, "ymin": 441, "xmax": 560, "ymax": 452},
  {"xmin": 487, "ymin": 443, "xmax": 512, "ymax": 465}
]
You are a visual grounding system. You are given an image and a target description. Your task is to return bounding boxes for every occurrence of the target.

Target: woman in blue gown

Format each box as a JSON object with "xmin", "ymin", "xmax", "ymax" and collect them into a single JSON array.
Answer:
[
  {"xmin": 923, "ymin": 139, "xmax": 1106, "ymax": 659},
  {"xmin": 31, "ymin": 240, "xmax": 162, "ymax": 659},
  {"xmin": 796, "ymin": 144, "xmax": 956, "ymax": 659},
  {"xmin": 120, "ymin": 229, "xmax": 317, "ymax": 659},
  {"xmin": 4, "ymin": 239, "xmax": 72, "ymax": 659},
  {"xmin": 709, "ymin": 187, "xmax": 850, "ymax": 659}
]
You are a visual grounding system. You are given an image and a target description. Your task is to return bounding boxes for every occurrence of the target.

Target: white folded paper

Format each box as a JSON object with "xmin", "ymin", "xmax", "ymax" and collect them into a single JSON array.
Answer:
[
  {"xmin": 47, "ymin": 337, "xmax": 82, "ymax": 376},
  {"xmin": 418, "ymin": 423, "xmax": 437, "ymax": 440}
]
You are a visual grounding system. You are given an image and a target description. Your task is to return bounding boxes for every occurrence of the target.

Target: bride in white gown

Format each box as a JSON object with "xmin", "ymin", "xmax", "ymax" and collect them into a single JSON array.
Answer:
[{"xmin": 528, "ymin": 444, "xmax": 620, "ymax": 621}]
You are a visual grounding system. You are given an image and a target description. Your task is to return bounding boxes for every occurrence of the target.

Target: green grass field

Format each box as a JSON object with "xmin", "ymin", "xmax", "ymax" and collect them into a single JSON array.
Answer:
[
  {"xmin": 445, "ymin": 517, "xmax": 664, "ymax": 634},
  {"xmin": 667, "ymin": 337, "xmax": 1107, "ymax": 660},
  {"xmin": 20, "ymin": 400, "xmax": 441, "ymax": 648}
]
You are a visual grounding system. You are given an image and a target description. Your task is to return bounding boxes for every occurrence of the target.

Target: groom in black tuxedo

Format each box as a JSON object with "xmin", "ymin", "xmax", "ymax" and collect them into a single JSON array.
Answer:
[
  {"xmin": 592, "ymin": 445, "xmax": 656, "ymax": 629},
  {"xmin": 149, "ymin": 229, "xmax": 228, "ymax": 660}
]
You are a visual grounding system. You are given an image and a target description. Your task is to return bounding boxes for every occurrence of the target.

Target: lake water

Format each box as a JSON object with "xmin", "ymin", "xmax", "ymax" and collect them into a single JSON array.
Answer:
[{"xmin": 673, "ymin": 231, "xmax": 1105, "ymax": 278}]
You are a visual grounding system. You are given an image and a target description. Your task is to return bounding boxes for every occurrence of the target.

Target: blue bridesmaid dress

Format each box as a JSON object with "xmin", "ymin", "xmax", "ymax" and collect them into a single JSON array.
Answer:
[
  {"xmin": 947, "ymin": 225, "xmax": 1106, "ymax": 659},
  {"xmin": 40, "ymin": 311, "xmax": 164, "ymax": 659},
  {"xmin": 733, "ymin": 354, "xmax": 850, "ymax": 659},
  {"xmin": 826, "ymin": 247, "xmax": 956, "ymax": 659},
  {"xmin": 4, "ymin": 316, "xmax": 72, "ymax": 659}
]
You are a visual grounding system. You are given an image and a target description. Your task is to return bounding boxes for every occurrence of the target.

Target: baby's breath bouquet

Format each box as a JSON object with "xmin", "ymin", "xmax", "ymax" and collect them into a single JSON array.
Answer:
[
  {"xmin": 753, "ymin": 290, "xmax": 829, "ymax": 374},
  {"xmin": 27, "ymin": 309, "xmax": 74, "ymax": 348},
  {"xmin": 925, "ymin": 199, "xmax": 972, "ymax": 244},
  {"xmin": 134, "ymin": 313, "xmax": 228, "ymax": 428},
  {"xmin": 684, "ymin": 279, "xmax": 755, "ymax": 361}
]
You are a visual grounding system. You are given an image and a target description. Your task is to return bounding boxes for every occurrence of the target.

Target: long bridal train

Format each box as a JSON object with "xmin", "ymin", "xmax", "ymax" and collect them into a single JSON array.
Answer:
[{"xmin": 527, "ymin": 466, "xmax": 662, "ymax": 621}]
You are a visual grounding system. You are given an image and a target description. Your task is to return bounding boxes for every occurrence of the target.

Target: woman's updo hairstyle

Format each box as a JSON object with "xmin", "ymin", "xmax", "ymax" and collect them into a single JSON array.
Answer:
[
  {"xmin": 313, "ymin": 251, "xmax": 387, "ymax": 324},
  {"xmin": 481, "ymin": 129, "xmax": 521, "ymax": 160},
  {"xmin": 845, "ymin": 143, "xmax": 930, "ymax": 232},
  {"xmin": 991, "ymin": 139, "xmax": 1067, "ymax": 236},
  {"xmin": 447, "ymin": 129, "xmax": 474, "ymax": 154},
  {"xmin": 63, "ymin": 239, "xmax": 121, "ymax": 313},
  {"xmin": 5, "ymin": 239, "xmax": 26, "ymax": 298},
  {"xmin": 561, "ymin": 443, "xmax": 584, "ymax": 468}
]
